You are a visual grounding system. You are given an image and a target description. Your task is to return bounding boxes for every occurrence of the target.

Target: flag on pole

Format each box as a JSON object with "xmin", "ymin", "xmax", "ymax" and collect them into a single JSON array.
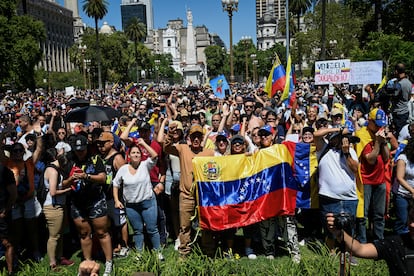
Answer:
[
  {"xmin": 210, "ymin": 75, "xmax": 230, "ymax": 99},
  {"xmin": 280, "ymin": 55, "xmax": 296, "ymax": 106},
  {"xmin": 264, "ymin": 55, "xmax": 286, "ymax": 98},
  {"xmin": 125, "ymin": 83, "xmax": 137, "ymax": 94},
  {"xmin": 376, "ymin": 76, "xmax": 387, "ymax": 92}
]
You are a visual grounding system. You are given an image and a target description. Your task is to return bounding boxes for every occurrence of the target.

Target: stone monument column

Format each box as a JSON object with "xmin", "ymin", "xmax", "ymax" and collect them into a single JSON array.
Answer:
[{"xmin": 182, "ymin": 9, "xmax": 201, "ymax": 86}]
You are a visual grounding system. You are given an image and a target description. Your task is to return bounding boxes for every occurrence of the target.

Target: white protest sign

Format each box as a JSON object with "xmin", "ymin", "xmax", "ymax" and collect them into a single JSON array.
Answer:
[
  {"xmin": 65, "ymin": 86, "xmax": 75, "ymax": 96},
  {"xmin": 315, "ymin": 59, "xmax": 351, "ymax": 85},
  {"xmin": 349, "ymin": 60, "xmax": 383, "ymax": 85}
]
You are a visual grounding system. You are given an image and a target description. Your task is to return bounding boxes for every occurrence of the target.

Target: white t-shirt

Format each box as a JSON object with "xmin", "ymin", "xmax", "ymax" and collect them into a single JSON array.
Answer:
[
  {"xmin": 112, "ymin": 158, "xmax": 156, "ymax": 204},
  {"xmin": 394, "ymin": 154, "xmax": 414, "ymax": 198},
  {"xmin": 318, "ymin": 145, "xmax": 358, "ymax": 200},
  {"xmin": 398, "ymin": 124, "xmax": 410, "ymax": 142}
]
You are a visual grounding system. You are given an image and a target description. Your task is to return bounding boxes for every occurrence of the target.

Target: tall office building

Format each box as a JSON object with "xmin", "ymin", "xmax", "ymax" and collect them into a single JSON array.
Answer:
[
  {"xmin": 121, "ymin": 0, "xmax": 154, "ymax": 34},
  {"xmin": 18, "ymin": 0, "xmax": 75, "ymax": 72},
  {"xmin": 256, "ymin": 0, "xmax": 286, "ymax": 25}
]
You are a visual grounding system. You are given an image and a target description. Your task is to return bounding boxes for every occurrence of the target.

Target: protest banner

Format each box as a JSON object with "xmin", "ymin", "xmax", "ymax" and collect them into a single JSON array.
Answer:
[
  {"xmin": 315, "ymin": 59, "xmax": 351, "ymax": 85},
  {"xmin": 349, "ymin": 60, "xmax": 383, "ymax": 85}
]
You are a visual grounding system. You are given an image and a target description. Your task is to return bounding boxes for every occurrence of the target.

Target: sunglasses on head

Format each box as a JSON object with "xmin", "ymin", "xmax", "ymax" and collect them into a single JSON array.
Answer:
[{"xmin": 96, "ymin": 140, "xmax": 110, "ymax": 146}]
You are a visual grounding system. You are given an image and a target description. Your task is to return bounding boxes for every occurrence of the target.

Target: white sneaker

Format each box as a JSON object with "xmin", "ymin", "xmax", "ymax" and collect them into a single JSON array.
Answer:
[
  {"xmin": 157, "ymin": 252, "xmax": 165, "ymax": 261},
  {"xmin": 247, "ymin": 253, "xmax": 257, "ymax": 260},
  {"xmin": 266, "ymin": 255, "xmax": 275, "ymax": 260},
  {"xmin": 292, "ymin": 254, "xmax": 301, "ymax": 264},
  {"xmin": 103, "ymin": 260, "xmax": 113, "ymax": 276},
  {"xmin": 174, "ymin": 238, "xmax": 180, "ymax": 251},
  {"xmin": 118, "ymin": 247, "xmax": 129, "ymax": 258}
]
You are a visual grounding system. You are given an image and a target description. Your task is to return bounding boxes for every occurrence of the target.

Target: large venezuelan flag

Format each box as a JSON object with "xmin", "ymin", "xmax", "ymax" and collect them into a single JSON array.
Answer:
[
  {"xmin": 264, "ymin": 55, "xmax": 286, "ymax": 98},
  {"xmin": 283, "ymin": 141, "xmax": 319, "ymax": 209},
  {"xmin": 193, "ymin": 144, "xmax": 298, "ymax": 231}
]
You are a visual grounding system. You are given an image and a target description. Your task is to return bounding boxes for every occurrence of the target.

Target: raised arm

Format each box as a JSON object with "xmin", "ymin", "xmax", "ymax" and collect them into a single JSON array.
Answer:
[{"xmin": 119, "ymin": 118, "xmax": 137, "ymax": 147}]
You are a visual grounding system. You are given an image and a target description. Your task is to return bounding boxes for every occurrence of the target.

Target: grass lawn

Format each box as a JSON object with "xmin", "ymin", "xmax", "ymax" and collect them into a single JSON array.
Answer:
[{"xmin": 5, "ymin": 239, "xmax": 389, "ymax": 275}]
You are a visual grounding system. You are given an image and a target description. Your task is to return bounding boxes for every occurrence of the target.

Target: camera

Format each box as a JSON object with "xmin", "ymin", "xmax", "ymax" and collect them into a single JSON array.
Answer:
[
  {"xmin": 333, "ymin": 212, "xmax": 353, "ymax": 230},
  {"xmin": 384, "ymin": 78, "xmax": 402, "ymax": 97}
]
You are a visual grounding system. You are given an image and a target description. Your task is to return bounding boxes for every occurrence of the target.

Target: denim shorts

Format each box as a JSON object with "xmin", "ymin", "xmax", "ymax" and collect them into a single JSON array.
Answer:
[
  {"xmin": 106, "ymin": 198, "xmax": 127, "ymax": 227},
  {"xmin": 71, "ymin": 196, "xmax": 108, "ymax": 220},
  {"xmin": 11, "ymin": 197, "xmax": 42, "ymax": 220}
]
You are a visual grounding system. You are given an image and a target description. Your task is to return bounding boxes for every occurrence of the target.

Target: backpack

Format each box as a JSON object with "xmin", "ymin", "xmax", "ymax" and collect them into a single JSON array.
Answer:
[{"xmin": 37, "ymin": 163, "xmax": 60, "ymax": 206}]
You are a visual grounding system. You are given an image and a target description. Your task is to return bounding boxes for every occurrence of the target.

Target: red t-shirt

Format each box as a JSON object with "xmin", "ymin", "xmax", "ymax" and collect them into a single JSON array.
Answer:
[
  {"xmin": 360, "ymin": 142, "xmax": 386, "ymax": 185},
  {"xmin": 136, "ymin": 139, "xmax": 162, "ymax": 183}
]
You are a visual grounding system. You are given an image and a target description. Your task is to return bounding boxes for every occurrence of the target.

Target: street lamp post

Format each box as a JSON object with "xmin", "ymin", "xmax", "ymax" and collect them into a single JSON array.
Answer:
[
  {"xmin": 328, "ymin": 39, "xmax": 337, "ymax": 59},
  {"xmin": 222, "ymin": 0, "xmax": 238, "ymax": 83},
  {"xmin": 241, "ymin": 36, "xmax": 251, "ymax": 83},
  {"xmin": 250, "ymin": 53, "xmax": 257, "ymax": 84},
  {"xmin": 79, "ymin": 44, "xmax": 87, "ymax": 90},
  {"xmin": 155, "ymin": 59, "xmax": 160, "ymax": 88},
  {"xmin": 46, "ymin": 55, "xmax": 51, "ymax": 96}
]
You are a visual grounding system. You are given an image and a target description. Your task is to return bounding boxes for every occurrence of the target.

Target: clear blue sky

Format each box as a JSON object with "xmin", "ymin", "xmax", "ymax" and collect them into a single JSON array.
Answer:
[{"xmin": 57, "ymin": 0, "xmax": 256, "ymax": 47}]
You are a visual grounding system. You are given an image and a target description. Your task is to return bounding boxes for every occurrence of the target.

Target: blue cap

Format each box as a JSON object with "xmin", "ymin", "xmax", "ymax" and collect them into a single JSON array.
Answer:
[
  {"xmin": 258, "ymin": 124, "xmax": 274, "ymax": 136},
  {"xmin": 231, "ymin": 124, "xmax": 240, "ymax": 132},
  {"xmin": 368, "ymin": 108, "xmax": 387, "ymax": 127}
]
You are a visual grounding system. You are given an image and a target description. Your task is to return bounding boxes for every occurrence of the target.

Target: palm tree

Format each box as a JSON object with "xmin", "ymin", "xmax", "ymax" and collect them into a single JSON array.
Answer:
[
  {"xmin": 125, "ymin": 17, "xmax": 147, "ymax": 83},
  {"xmin": 82, "ymin": 0, "xmax": 108, "ymax": 90},
  {"xmin": 290, "ymin": 0, "xmax": 311, "ymax": 33},
  {"xmin": 290, "ymin": 0, "xmax": 311, "ymax": 76}
]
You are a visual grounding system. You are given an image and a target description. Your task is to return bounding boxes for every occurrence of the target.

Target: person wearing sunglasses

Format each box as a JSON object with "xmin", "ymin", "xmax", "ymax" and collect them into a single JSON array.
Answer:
[
  {"xmin": 96, "ymin": 132, "xmax": 128, "ymax": 258},
  {"xmin": 67, "ymin": 134, "xmax": 113, "ymax": 276},
  {"xmin": 163, "ymin": 124, "xmax": 214, "ymax": 257}
]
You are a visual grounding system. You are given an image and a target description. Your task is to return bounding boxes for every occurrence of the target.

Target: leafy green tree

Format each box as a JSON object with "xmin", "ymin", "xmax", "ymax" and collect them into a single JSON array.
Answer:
[
  {"xmin": 350, "ymin": 32, "xmax": 414, "ymax": 77},
  {"xmin": 125, "ymin": 17, "xmax": 147, "ymax": 83},
  {"xmin": 233, "ymin": 39, "xmax": 256, "ymax": 82},
  {"xmin": 290, "ymin": 0, "xmax": 311, "ymax": 76},
  {"xmin": 293, "ymin": 2, "xmax": 364, "ymax": 75},
  {"xmin": 82, "ymin": 0, "xmax": 108, "ymax": 90},
  {"xmin": 204, "ymin": 45, "xmax": 228, "ymax": 78},
  {"xmin": 0, "ymin": 0, "xmax": 45, "ymax": 91}
]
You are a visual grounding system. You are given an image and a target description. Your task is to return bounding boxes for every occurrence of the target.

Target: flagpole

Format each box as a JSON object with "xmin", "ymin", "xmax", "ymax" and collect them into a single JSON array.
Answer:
[{"xmin": 286, "ymin": 0, "xmax": 289, "ymax": 61}]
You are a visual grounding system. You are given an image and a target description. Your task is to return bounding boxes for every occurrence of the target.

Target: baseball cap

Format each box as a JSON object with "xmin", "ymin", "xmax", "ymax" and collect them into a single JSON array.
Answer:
[
  {"xmin": 96, "ymin": 132, "xmax": 114, "ymax": 142},
  {"xmin": 368, "ymin": 108, "xmax": 387, "ymax": 127},
  {"xmin": 231, "ymin": 124, "xmax": 241, "ymax": 132},
  {"xmin": 180, "ymin": 109, "xmax": 189, "ymax": 118},
  {"xmin": 302, "ymin": 126, "xmax": 314, "ymax": 134},
  {"xmin": 331, "ymin": 108, "xmax": 342, "ymax": 117},
  {"xmin": 258, "ymin": 125, "xmax": 274, "ymax": 136},
  {"xmin": 230, "ymin": 135, "xmax": 245, "ymax": 144},
  {"xmin": 72, "ymin": 135, "xmax": 88, "ymax": 151},
  {"xmin": 189, "ymin": 124, "xmax": 203, "ymax": 135},
  {"xmin": 216, "ymin": 132, "xmax": 228, "ymax": 143}
]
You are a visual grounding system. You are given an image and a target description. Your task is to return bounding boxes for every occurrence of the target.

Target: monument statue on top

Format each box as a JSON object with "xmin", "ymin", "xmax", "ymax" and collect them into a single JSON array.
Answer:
[{"xmin": 182, "ymin": 9, "xmax": 202, "ymax": 86}]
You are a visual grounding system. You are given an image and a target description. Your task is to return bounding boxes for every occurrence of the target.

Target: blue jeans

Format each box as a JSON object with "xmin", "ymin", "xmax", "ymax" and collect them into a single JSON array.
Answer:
[
  {"xmin": 126, "ymin": 196, "xmax": 161, "ymax": 251},
  {"xmin": 393, "ymin": 194, "xmax": 410, "ymax": 235},
  {"xmin": 319, "ymin": 195, "xmax": 358, "ymax": 238},
  {"xmin": 357, "ymin": 184, "xmax": 386, "ymax": 243}
]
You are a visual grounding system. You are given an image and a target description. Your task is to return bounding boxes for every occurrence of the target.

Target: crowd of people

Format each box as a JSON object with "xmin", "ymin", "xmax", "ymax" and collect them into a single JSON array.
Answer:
[{"xmin": 0, "ymin": 63, "xmax": 413, "ymax": 275}]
